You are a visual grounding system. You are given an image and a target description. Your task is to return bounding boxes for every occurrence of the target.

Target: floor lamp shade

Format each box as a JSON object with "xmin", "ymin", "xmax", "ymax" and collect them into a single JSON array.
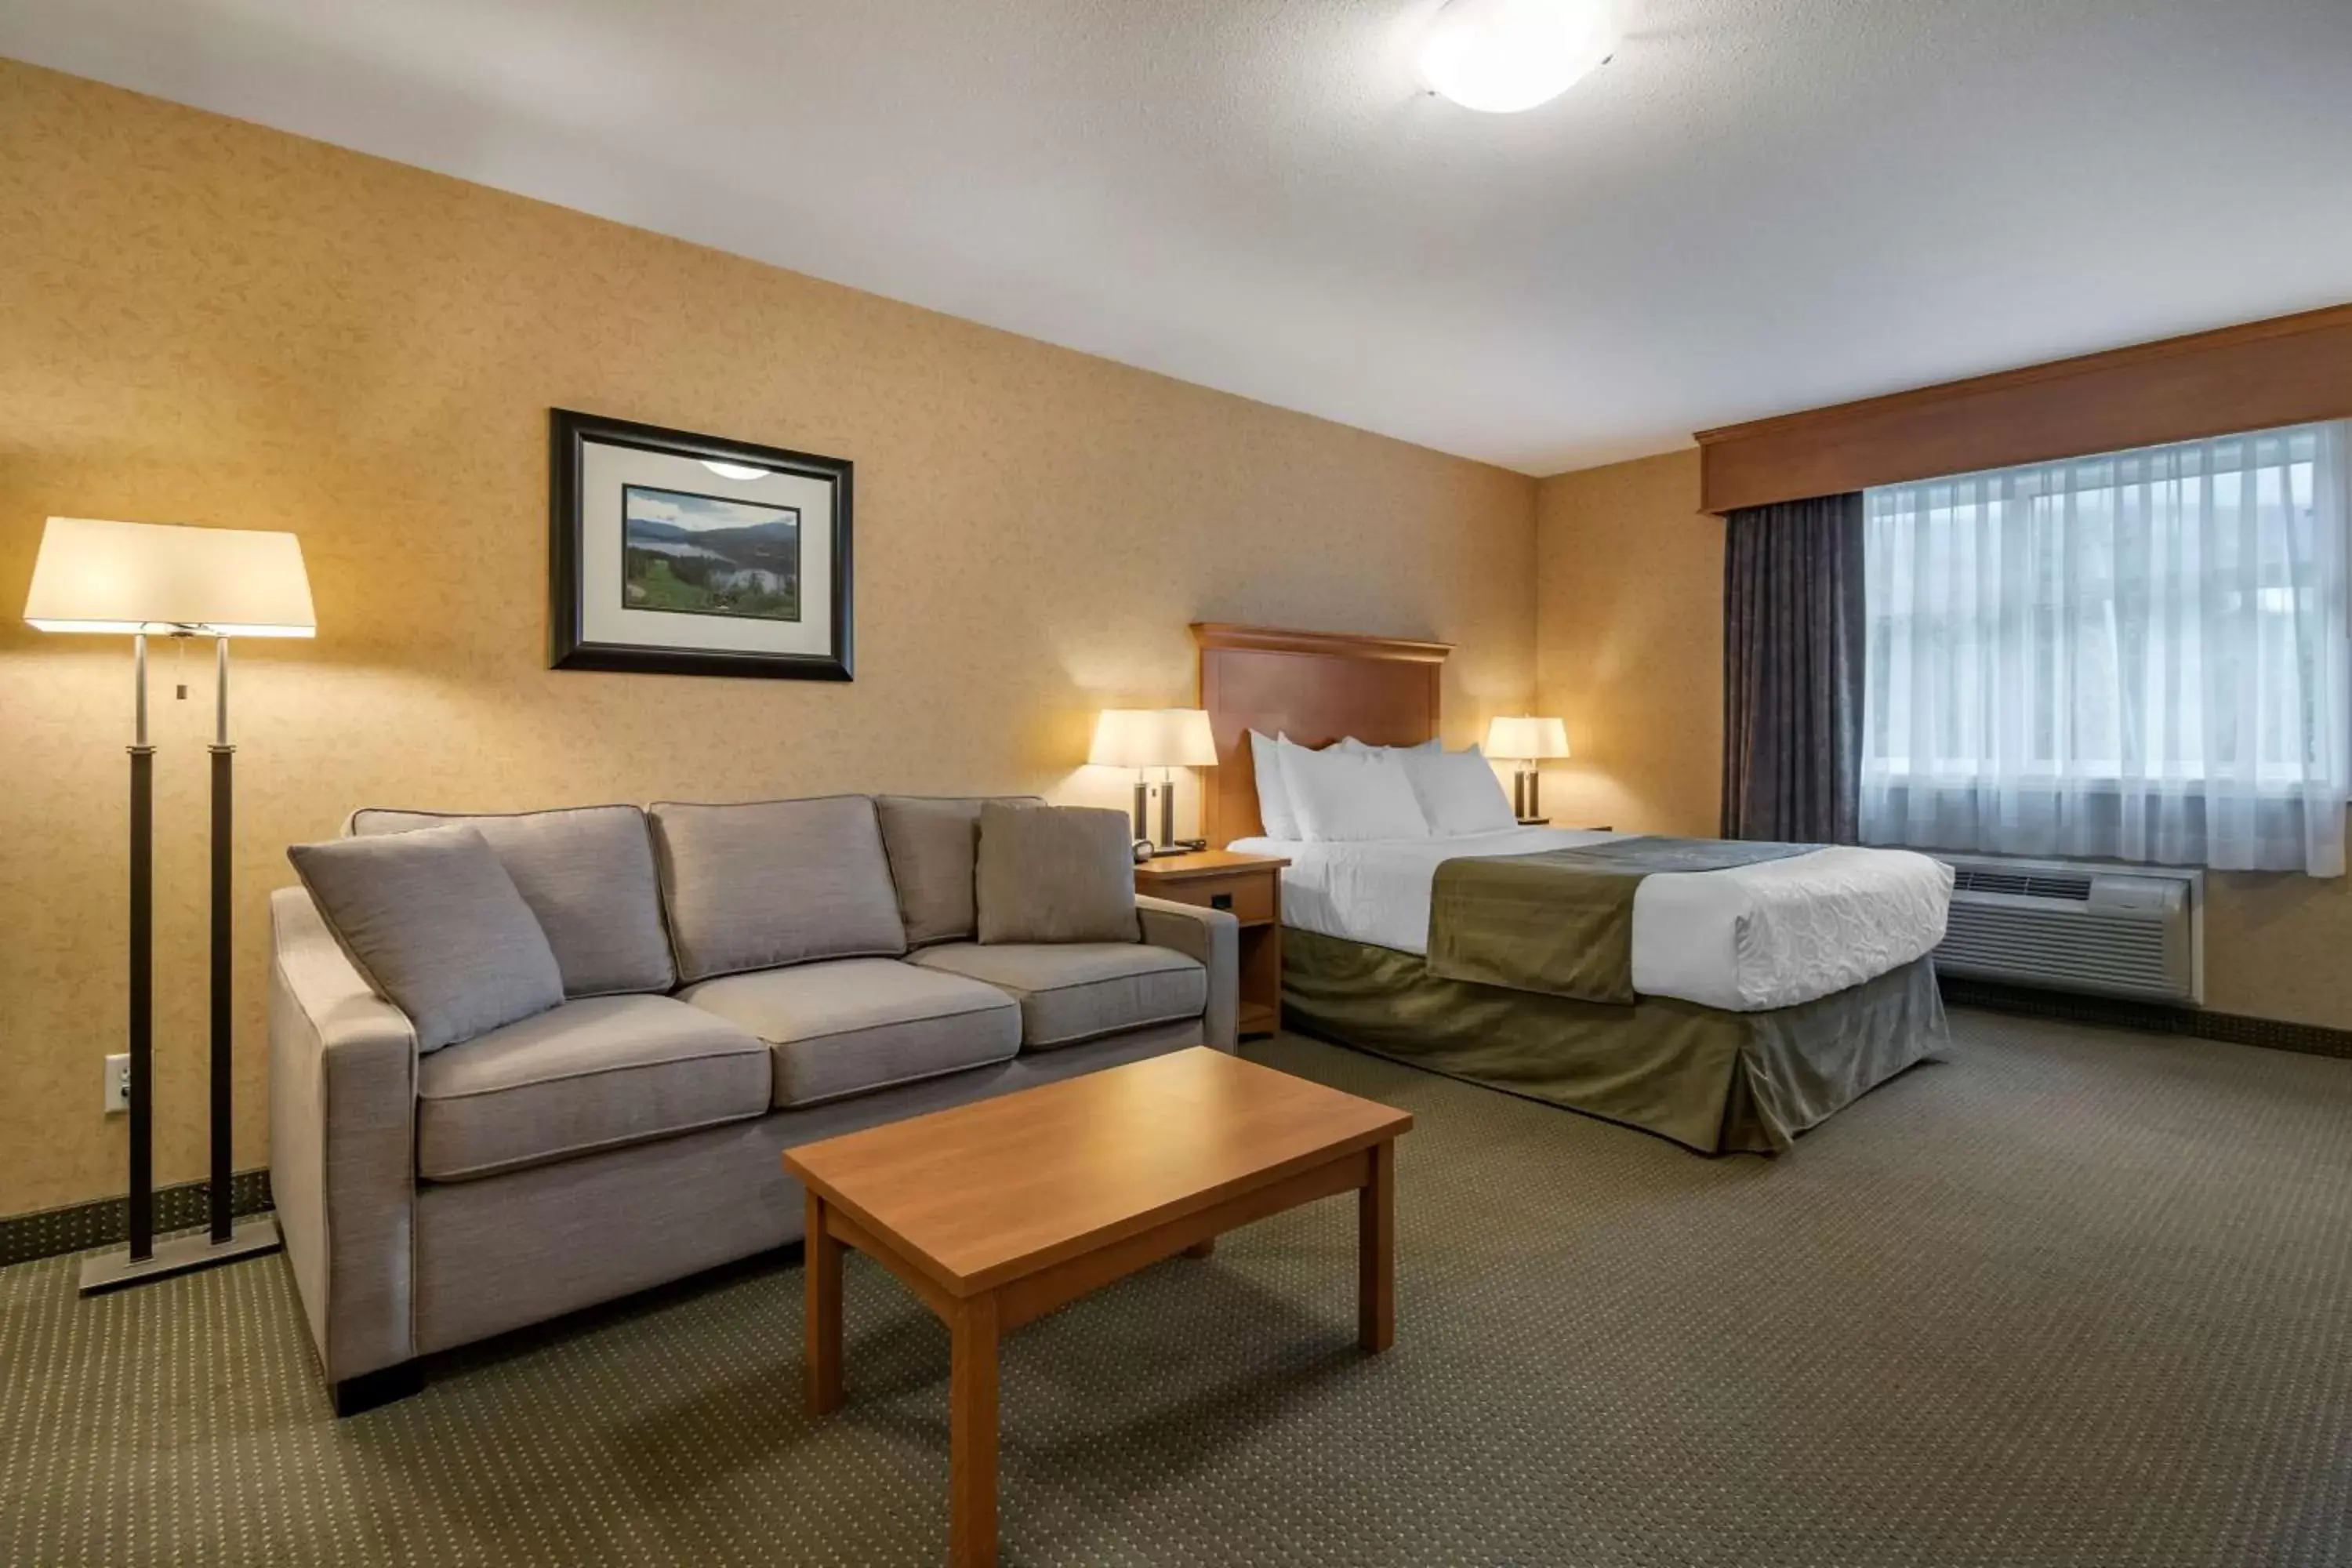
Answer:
[
  {"xmin": 25, "ymin": 517, "xmax": 316, "ymax": 637},
  {"xmin": 24, "ymin": 517, "xmax": 314, "ymax": 1294}
]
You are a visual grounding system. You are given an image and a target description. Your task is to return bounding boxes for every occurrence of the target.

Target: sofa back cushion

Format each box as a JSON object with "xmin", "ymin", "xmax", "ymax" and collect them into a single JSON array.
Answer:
[
  {"xmin": 349, "ymin": 804, "xmax": 675, "ymax": 998},
  {"xmin": 288, "ymin": 822, "xmax": 565, "ymax": 1052},
  {"xmin": 649, "ymin": 796, "xmax": 908, "ymax": 983},
  {"xmin": 975, "ymin": 802, "xmax": 1142, "ymax": 945},
  {"xmin": 874, "ymin": 794, "xmax": 1044, "ymax": 947}
]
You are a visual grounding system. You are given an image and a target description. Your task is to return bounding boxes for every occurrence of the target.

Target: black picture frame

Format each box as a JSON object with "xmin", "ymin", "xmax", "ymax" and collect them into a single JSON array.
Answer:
[{"xmin": 549, "ymin": 408, "xmax": 855, "ymax": 681}]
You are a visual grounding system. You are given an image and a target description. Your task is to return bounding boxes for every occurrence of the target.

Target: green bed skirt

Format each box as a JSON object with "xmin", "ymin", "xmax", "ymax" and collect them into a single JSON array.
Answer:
[{"xmin": 1282, "ymin": 929, "xmax": 1947, "ymax": 1155}]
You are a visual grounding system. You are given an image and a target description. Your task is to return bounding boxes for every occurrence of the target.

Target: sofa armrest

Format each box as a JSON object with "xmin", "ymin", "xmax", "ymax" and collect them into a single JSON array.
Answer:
[
  {"xmin": 1137, "ymin": 895, "xmax": 1240, "ymax": 1051},
  {"xmin": 269, "ymin": 886, "xmax": 419, "ymax": 1384}
]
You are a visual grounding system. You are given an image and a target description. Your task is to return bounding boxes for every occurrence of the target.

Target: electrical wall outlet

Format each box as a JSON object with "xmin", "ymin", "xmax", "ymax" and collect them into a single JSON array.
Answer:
[{"xmin": 103, "ymin": 1054, "xmax": 130, "ymax": 1114}]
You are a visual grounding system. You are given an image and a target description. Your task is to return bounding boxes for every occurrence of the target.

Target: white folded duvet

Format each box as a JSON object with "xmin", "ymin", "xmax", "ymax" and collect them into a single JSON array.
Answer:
[{"xmin": 1227, "ymin": 828, "xmax": 1952, "ymax": 1012}]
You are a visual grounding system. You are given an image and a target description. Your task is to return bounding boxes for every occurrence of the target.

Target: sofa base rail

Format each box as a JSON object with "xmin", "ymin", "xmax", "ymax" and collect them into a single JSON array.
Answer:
[
  {"xmin": 332, "ymin": 1362, "xmax": 425, "ymax": 1417},
  {"xmin": 328, "ymin": 1240, "xmax": 813, "ymax": 1417}
]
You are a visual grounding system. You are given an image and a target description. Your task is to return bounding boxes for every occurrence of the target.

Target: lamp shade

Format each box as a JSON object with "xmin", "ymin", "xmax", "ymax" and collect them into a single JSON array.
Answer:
[
  {"xmin": 1485, "ymin": 715, "xmax": 1571, "ymax": 761},
  {"xmin": 24, "ymin": 517, "xmax": 316, "ymax": 637},
  {"xmin": 1088, "ymin": 709, "xmax": 1218, "ymax": 770}
]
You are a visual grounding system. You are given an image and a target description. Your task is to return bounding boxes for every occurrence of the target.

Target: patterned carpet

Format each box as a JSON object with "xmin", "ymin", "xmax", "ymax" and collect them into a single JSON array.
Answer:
[{"xmin": 5, "ymin": 1012, "xmax": 2351, "ymax": 1567}]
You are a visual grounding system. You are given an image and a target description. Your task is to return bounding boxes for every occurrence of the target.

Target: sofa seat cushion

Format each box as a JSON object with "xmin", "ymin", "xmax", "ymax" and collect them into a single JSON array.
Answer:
[
  {"xmin": 416, "ymin": 995, "xmax": 771, "ymax": 1182},
  {"xmin": 907, "ymin": 942, "xmax": 1206, "ymax": 1051},
  {"xmin": 680, "ymin": 958, "xmax": 1021, "ymax": 1109}
]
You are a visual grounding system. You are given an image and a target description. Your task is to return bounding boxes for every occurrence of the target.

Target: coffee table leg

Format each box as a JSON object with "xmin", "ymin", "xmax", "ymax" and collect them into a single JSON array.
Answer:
[
  {"xmin": 949, "ymin": 1290, "xmax": 1000, "ymax": 1568},
  {"xmin": 1182, "ymin": 1238, "xmax": 1216, "ymax": 1258},
  {"xmin": 1359, "ymin": 1138, "xmax": 1394, "ymax": 1352},
  {"xmin": 806, "ymin": 1191, "xmax": 844, "ymax": 1416}
]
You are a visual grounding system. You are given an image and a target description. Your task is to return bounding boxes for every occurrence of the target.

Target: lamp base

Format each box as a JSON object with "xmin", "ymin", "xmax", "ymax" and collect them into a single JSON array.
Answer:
[{"xmin": 78, "ymin": 1214, "xmax": 281, "ymax": 1297}]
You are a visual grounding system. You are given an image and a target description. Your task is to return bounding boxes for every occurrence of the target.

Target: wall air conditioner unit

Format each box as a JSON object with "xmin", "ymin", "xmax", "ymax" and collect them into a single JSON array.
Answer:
[{"xmin": 1933, "ymin": 855, "xmax": 2202, "ymax": 1005}]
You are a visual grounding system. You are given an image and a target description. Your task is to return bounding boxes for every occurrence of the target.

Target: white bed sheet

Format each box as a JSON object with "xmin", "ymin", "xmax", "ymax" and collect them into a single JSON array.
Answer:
[{"xmin": 1229, "ymin": 828, "xmax": 1952, "ymax": 1012}]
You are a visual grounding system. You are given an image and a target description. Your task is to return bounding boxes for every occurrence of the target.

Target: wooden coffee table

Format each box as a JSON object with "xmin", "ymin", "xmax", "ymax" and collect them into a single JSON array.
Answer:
[{"xmin": 782, "ymin": 1047, "xmax": 1412, "ymax": 1568}]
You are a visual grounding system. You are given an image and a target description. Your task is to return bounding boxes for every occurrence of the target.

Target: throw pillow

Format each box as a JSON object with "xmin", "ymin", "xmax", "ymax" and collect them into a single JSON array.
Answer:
[
  {"xmin": 975, "ymin": 802, "xmax": 1142, "ymax": 945},
  {"xmin": 347, "ymin": 804, "xmax": 674, "ymax": 997},
  {"xmin": 876, "ymin": 794, "xmax": 1044, "ymax": 946},
  {"xmin": 287, "ymin": 822, "xmax": 565, "ymax": 1052}
]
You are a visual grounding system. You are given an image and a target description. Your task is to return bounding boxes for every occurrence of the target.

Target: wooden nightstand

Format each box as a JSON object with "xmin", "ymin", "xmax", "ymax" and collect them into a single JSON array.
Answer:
[{"xmin": 1134, "ymin": 849, "xmax": 1287, "ymax": 1040}]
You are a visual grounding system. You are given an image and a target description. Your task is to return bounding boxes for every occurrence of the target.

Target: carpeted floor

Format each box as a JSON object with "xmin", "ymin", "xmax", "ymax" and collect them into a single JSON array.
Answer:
[{"xmin": 5, "ymin": 1011, "xmax": 2351, "ymax": 1566}]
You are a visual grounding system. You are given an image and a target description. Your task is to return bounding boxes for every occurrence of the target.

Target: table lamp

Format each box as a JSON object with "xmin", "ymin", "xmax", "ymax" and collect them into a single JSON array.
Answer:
[
  {"xmin": 1088, "ymin": 708, "xmax": 1218, "ymax": 855},
  {"xmin": 25, "ymin": 517, "xmax": 316, "ymax": 1294},
  {"xmin": 1484, "ymin": 715, "xmax": 1571, "ymax": 821}
]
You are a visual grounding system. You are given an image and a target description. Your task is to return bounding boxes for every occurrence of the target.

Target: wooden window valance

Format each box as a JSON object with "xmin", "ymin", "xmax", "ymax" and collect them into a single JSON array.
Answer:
[{"xmin": 1694, "ymin": 302, "xmax": 2352, "ymax": 514}]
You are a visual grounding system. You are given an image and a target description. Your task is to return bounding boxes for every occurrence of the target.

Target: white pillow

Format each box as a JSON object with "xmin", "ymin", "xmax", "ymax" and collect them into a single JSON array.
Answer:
[
  {"xmin": 1399, "ymin": 746, "xmax": 1519, "ymax": 837},
  {"xmin": 1247, "ymin": 729, "xmax": 1302, "ymax": 840},
  {"xmin": 1276, "ymin": 739, "xmax": 1432, "ymax": 842},
  {"xmin": 1337, "ymin": 736, "xmax": 1443, "ymax": 757}
]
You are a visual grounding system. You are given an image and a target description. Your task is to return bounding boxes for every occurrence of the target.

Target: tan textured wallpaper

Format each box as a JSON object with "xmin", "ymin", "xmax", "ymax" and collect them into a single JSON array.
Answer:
[
  {"xmin": 0, "ymin": 61, "xmax": 1537, "ymax": 1215},
  {"xmin": 1534, "ymin": 450, "xmax": 1722, "ymax": 837},
  {"xmin": 2199, "ymin": 871, "xmax": 2352, "ymax": 1028},
  {"xmin": 1534, "ymin": 448, "xmax": 2352, "ymax": 1032}
]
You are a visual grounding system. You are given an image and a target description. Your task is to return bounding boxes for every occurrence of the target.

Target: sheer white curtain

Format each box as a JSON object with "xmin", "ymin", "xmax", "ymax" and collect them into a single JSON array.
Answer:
[{"xmin": 1861, "ymin": 421, "xmax": 2350, "ymax": 876}]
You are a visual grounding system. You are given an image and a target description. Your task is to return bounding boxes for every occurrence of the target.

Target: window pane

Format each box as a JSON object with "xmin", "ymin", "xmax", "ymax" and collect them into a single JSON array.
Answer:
[{"xmin": 1860, "ymin": 422, "xmax": 2350, "ymax": 873}]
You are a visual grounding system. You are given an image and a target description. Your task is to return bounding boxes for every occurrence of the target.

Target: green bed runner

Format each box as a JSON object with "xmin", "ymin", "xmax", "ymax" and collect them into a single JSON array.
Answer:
[{"xmin": 1426, "ymin": 836, "xmax": 1820, "ymax": 1004}]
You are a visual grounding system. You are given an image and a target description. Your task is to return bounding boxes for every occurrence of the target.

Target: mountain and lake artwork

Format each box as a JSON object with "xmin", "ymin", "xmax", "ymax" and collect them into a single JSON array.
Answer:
[
  {"xmin": 622, "ymin": 483, "xmax": 801, "ymax": 622},
  {"xmin": 552, "ymin": 409, "xmax": 850, "ymax": 681}
]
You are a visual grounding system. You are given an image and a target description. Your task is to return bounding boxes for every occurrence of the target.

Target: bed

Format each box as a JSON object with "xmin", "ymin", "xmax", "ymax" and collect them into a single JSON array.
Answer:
[{"xmin": 1193, "ymin": 622, "xmax": 1953, "ymax": 1154}]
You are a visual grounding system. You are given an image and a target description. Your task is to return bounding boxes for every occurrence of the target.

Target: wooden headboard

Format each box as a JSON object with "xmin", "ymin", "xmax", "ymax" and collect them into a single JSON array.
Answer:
[{"xmin": 1192, "ymin": 622, "xmax": 1451, "ymax": 844}]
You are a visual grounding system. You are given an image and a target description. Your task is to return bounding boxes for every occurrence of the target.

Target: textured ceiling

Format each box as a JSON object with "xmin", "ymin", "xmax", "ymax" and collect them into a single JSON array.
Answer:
[{"xmin": 4, "ymin": 0, "xmax": 2350, "ymax": 474}]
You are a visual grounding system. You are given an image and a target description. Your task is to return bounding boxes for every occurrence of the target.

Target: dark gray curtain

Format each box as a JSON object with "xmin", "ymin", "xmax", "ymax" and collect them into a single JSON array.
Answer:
[{"xmin": 1720, "ymin": 493, "xmax": 1864, "ymax": 843}]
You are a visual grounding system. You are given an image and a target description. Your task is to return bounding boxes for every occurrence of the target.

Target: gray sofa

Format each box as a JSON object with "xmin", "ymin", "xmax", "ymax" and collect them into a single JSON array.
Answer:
[{"xmin": 267, "ymin": 793, "xmax": 1238, "ymax": 1414}]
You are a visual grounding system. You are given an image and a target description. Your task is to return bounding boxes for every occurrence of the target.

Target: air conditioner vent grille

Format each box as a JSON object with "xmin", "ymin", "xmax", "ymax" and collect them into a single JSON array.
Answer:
[{"xmin": 1949, "ymin": 867, "xmax": 2092, "ymax": 901}]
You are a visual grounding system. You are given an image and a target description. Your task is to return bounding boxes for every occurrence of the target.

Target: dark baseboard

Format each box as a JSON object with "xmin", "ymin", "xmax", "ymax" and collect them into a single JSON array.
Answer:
[
  {"xmin": 1941, "ymin": 977, "xmax": 2352, "ymax": 1061},
  {"xmin": 0, "ymin": 1169, "xmax": 274, "ymax": 1269}
]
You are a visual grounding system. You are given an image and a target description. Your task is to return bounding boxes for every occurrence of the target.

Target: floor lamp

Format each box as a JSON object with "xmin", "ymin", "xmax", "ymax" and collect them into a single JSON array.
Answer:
[{"xmin": 25, "ymin": 517, "xmax": 317, "ymax": 1294}]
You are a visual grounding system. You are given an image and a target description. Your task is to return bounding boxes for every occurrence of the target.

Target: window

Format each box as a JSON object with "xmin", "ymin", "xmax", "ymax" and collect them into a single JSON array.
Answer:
[{"xmin": 1860, "ymin": 421, "xmax": 2350, "ymax": 875}]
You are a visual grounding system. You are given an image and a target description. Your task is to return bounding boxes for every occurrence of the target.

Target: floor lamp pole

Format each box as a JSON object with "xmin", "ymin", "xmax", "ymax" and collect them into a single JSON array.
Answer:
[
  {"xmin": 81, "ymin": 632, "xmax": 281, "ymax": 1294},
  {"xmin": 209, "ymin": 636, "xmax": 234, "ymax": 1245},
  {"xmin": 127, "ymin": 633, "xmax": 155, "ymax": 1263}
]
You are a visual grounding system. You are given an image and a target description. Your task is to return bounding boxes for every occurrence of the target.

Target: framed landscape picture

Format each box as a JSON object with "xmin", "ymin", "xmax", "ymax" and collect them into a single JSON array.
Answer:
[{"xmin": 549, "ymin": 408, "xmax": 853, "ymax": 680}]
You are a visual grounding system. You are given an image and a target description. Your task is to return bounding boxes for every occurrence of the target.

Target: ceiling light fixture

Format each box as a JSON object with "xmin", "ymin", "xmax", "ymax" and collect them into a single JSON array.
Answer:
[
  {"xmin": 1419, "ymin": 0, "xmax": 1618, "ymax": 114},
  {"xmin": 700, "ymin": 459, "xmax": 770, "ymax": 481}
]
